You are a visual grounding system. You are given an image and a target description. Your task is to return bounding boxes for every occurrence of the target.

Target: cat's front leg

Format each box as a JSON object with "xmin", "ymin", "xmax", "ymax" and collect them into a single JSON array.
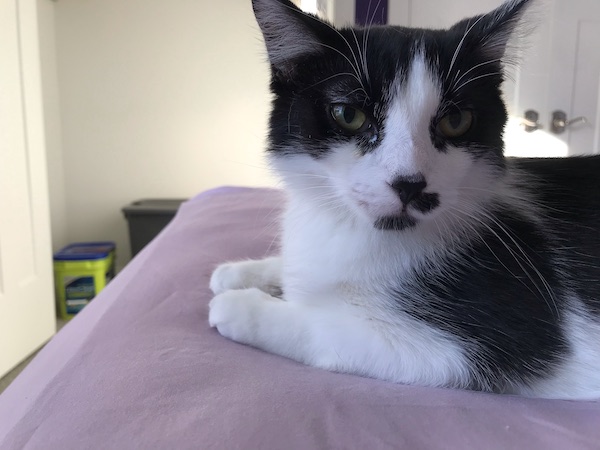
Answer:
[
  {"xmin": 209, "ymin": 289, "xmax": 470, "ymax": 388},
  {"xmin": 210, "ymin": 256, "xmax": 282, "ymax": 297},
  {"xmin": 208, "ymin": 288, "xmax": 321, "ymax": 363},
  {"xmin": 209, "ymin": 290, "xmax": 390, "ymax": 377}
]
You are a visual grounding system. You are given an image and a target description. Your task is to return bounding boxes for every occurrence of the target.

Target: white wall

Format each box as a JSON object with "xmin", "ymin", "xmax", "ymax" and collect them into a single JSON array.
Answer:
[{"xmin": 53, "ymin": 0, "xmax": 275, "ymax": 268}]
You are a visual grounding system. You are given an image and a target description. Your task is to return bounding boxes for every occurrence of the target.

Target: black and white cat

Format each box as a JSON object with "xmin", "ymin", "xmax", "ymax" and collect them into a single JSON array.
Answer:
[{"xmin": 208, "ymin": 0, "xmax": 600, "ymax": 400}]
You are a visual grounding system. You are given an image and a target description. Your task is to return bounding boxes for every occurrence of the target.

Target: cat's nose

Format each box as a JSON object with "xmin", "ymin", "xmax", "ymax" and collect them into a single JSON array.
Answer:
[{"xmin": 389, "ymin": 175, "xmax": 427, "ymax": 205}]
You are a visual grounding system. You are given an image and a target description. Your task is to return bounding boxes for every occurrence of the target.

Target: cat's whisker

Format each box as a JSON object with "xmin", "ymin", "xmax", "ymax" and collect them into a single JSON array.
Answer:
[
  {"xmin": 328, "ymin": 28, "xmax": 365, "ymax": 91},
  {"xmin": 450, "ymin": 201, "xmax": 559, "ymax": 317},
  {"xmin": 280, "ymin": 8, "xmax": 368, "ymax": 93},
  {"xmin": 325, "ymin": 27, "xmax": 368, "ymax": 95},
  {"xmin": 269, "ymin": 169, "xmax": 340, "ymax": 182},
  {"xmin": 445, "ymin": 208, "xmax": 541, "ymax": 299},
  {"xmin": 350, "ymin": 28, "xmax": 371, "ymax": 92},
  {"xmin": 300, "ymin": 73, "xmax": 367, "ymax": 93},
  {"xmin": 446, "ymin": 15, "xmax": 486, "ymax": 81},
  {"xmin": 360, "ymin": 0, "xmax": 384, "ymax": 89},
  {"xmin": 287, "ymin": 2, "xmax": 369, "ymax": 96},
  {"xmin": 345, "ymin": 87, "xmax": 370, "ymax": 98},
  {"xmin": 313, "ymin": 42, "xmax": 365, "ymax": 87},
  {"xmin": 275, "ymin": 173, "xmax": 330, "ymax": 181},
  {"xmin": 451, "ymin": 58, "xmax": 503, "ymax": 90},
  {"xmin": 455, "ymin": 185, "xmax": 572, "ymax": 216},
  {"xmin": 453, "ymin": 72, "xmax": 504, "ymax": 93},
  {"xmin": 287, "ymin": 97, "xmax": 296, "ymax": 134},
  {"xmin": 475, "ymin": 209, "xmax": 559, "ymax": 312}
]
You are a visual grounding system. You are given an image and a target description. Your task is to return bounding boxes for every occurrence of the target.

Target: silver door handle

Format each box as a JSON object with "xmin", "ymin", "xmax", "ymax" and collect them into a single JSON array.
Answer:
[
  {"xmin": 551, "ymin": 110, "xmax": 588, "ymax": 134},
  {"xmin": 521, "ymin": 109, "xmax": 542, "ymax": 132}
]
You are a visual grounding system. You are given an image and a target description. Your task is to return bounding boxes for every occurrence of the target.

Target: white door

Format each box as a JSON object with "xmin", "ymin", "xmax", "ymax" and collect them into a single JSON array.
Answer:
[
  {"xmin": 506, "ymin": 0, "xmax": 600, "ymax": 156},
  {"xmin": 548, "ymin": 1, "xmax": 600, "ymax": 155},
  {"xmin": 0, "ymin": 0, "xmax": 56, "ymax": 378}
]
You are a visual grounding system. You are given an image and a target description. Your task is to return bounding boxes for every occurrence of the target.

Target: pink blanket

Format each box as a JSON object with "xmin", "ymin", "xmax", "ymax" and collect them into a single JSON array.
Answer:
[{"xmin": 0, "ymin": 187, "xmax": 598, "ymax": 449}]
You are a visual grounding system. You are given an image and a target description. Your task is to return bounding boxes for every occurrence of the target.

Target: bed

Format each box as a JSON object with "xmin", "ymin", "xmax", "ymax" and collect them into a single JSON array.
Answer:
[{"xmin": 0, "ymin": 186, "xmax": 598, "ymax": 449}]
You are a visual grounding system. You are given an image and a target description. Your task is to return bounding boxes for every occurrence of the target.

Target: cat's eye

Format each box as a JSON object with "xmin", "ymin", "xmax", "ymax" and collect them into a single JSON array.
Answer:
[
  {"xmin": 331, "ymin": 104, "xmax": 368, "ymax": 133},
  {"xmin": 437, "ymin": 110, "xmax": 473, "ymax": 138}
]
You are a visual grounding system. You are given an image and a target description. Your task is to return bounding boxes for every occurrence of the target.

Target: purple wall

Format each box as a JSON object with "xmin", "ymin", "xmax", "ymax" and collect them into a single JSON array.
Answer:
[{"xmin": 355, "ymin": 0, "xmax": 388, "ymax": 26}]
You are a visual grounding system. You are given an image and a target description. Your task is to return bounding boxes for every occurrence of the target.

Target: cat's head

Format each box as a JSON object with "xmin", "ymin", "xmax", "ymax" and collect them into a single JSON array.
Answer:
[{"xmin": 252, "ymin": 0, "xmax": 534, "ymax": 231}]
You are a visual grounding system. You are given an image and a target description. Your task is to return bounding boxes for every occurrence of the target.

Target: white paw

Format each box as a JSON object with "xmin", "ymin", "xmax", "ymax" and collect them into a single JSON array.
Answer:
[
  {"xmin": 209, "ymin": 262, "xmax": 249, "ymax": 295},
  {"xmin": 209, "ymin": 260, "xmax": 282, "ymax": 297},
  {"xmin": 209, "ymin": 288, "xmax": 272, "ymax": 343}
]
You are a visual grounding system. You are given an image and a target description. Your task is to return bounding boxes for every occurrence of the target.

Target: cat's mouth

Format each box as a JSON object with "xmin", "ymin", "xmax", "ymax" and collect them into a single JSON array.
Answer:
[
  {"xmin": 374, "ymin": 213, "xmax": 418, "ymax": 231},
  {"xmin": 372, "ymin": 192, "xmax": 440, "ymax": 231}
]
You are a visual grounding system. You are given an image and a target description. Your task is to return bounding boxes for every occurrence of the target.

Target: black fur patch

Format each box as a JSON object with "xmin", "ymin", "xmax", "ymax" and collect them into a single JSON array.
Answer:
[
  {"xmin": 398, "ymin": 202, "xmax": 569, "ymax": 390},
  {"xmin": 412, "ymin": 192, "xmax": 440, "ymax": 214},
  {"xmin": 267, "ymin": 23, "xmax": 509, "ymax": 167},
  {"xmin": 511, "ymin": 157, "xmax": 600, "ymax": 315}
]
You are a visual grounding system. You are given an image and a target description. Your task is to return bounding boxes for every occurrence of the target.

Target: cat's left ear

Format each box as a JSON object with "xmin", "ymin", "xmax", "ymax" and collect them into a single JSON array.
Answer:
[
  {"xmin": 252, "ymin": 0, "xmax": 334, "ymax": 77},
  {"xmin": 456, "ymin": 0, "xmax": 537, "ymax": 61}
]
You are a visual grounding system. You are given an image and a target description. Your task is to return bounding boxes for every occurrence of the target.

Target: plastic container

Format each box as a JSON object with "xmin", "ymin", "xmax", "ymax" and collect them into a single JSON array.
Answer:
[
  {"xmin": 53, "ymin": 242, "xmax": 116, "ymax": 320},
  {"xmin": 122, "ymin": 199, "xmax": 186, "ymax": 256}
]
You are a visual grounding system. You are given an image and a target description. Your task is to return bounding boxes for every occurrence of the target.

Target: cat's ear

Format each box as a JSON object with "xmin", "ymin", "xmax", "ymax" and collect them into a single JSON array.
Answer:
[
  {"xmin": 455, "ymin": 0, "xmax": 537, "ymax": 62},
  {"xmin": 252, "ymin": 0, "xmax": 330, "ymax": 74}
]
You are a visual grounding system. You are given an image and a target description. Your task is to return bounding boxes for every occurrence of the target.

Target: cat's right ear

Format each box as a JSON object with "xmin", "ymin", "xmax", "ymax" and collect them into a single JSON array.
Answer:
[{"xmin": 252, "ymin": 0, "xmax": 329, "ymax": 76}]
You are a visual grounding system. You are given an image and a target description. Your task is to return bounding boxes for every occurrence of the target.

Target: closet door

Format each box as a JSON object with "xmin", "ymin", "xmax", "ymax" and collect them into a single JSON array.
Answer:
[
  {"xmin": 542, "ymin": 0, "xmax": 600, "ymax": 155},
  {"xmin": 0, "ymin": 0, "xmax": 56, "ymax": 378}
]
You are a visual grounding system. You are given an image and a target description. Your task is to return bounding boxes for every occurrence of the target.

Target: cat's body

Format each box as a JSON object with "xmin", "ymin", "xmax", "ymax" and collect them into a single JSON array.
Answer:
[{"xmin": 208, "ymin": 0, "xmax": 600, "ymax": 399}]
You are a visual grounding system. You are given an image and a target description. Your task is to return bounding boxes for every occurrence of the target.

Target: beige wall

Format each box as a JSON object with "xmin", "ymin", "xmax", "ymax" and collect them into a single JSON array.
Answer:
[
  {"xmin": 38, "ymin": 0, "xmax": 68, "ymax": 252},
  {"xmin": 50, "ymin": 0, "xmax": 275, "ymax": 268}
]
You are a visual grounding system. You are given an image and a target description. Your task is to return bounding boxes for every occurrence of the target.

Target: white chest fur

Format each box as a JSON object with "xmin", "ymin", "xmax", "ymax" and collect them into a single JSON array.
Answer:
[{"xmin": 279, "ymin": 193, "xmax": 438, "ymax": 304}]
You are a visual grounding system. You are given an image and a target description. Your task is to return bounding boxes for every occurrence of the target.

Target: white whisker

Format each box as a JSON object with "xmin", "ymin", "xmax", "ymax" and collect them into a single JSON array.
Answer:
[
  {"xmin": 453, "ymin": 72, "xmax": 503, "ymax": 92},
  {"xmin": 452, "ymin": 58, "xmax": 503, "ymax": 89},
  {"xmin": 446, "ymin": 15, "xmax": 486, "ymax": 81}
]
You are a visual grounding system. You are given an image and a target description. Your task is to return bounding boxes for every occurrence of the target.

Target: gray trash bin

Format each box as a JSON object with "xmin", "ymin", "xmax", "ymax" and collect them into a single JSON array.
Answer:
[{"xmin": 122, "ymin": 199, "xmax": 186, "ymax": 256}]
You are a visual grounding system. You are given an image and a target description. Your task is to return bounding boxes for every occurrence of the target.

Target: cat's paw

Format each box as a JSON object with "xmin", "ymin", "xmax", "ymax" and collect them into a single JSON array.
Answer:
[
  {"xmin": 210, "ymin": 262, "xmax": 247, "ymax": 295},
  {"xmin": 209, "ymin": 259, "xmax": 282, "ymax": 297},
  {"xmin": 208, "ymin": 288, "xmax": 274, "ymax": 343}
]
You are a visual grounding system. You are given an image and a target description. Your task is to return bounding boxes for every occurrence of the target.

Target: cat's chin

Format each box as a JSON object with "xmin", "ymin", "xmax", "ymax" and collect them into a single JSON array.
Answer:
[{"xmin": 374, "ymin": 213, "xmax": 418, "ymax": 231}]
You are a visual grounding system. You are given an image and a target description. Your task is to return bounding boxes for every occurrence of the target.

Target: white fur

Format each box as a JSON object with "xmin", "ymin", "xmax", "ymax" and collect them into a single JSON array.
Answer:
[{"xmin": 210, "ymin": 257, "xmax": 282, "ymax": 297}]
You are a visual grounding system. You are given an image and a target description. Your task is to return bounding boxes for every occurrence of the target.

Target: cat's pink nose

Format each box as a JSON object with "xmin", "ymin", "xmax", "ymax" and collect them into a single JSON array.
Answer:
[{"xmin": 390, "ymin": 176, "xmax": 427, "ymax": 205}]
